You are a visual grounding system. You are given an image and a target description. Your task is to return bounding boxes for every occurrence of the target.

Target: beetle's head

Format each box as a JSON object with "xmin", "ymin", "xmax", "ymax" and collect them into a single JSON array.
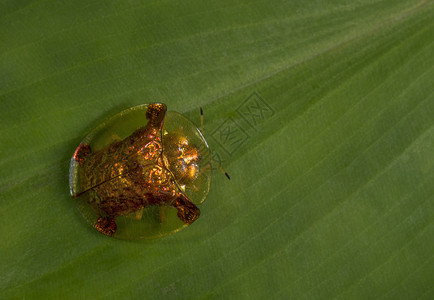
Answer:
[{"xmin": 162, "ymin": 132, "xmax": 201, "ymax": 185}]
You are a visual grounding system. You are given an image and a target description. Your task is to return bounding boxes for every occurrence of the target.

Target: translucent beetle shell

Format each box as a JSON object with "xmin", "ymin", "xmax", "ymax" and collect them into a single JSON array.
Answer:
[{"xmin": 69, "ymin": 103, "xmax": 212, "ymax": 239}]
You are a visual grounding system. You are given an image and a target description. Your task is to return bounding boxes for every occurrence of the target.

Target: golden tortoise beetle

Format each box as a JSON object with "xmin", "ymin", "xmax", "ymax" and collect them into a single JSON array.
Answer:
[{"xmin": 69, "ymin": 103, "xmax": 227, "ymax": 239}]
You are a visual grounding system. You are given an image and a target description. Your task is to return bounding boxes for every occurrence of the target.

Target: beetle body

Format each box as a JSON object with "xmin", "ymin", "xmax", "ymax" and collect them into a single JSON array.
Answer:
[{"xmin": 69, "ymin": 103, "xmax": 211, "ymax": 239}]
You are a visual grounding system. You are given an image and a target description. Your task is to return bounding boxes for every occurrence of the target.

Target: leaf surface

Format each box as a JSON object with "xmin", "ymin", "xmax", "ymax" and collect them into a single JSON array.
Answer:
[{"xmin": 1, "ymin": 0, "xmax": 433, "ymax": 299}]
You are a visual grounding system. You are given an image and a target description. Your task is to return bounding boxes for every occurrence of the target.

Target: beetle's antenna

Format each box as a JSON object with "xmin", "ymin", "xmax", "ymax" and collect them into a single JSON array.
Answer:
[
  {"xmin": 211, "ymin": 158, "xmax": 231, "ymax": 180},
  {"xmin": 201, "ymin": 106, "xmax": 230, "ymax": 180},
  {"xmin": 200, "ymin": 107, "xmax": 204, "ymax": 135}
]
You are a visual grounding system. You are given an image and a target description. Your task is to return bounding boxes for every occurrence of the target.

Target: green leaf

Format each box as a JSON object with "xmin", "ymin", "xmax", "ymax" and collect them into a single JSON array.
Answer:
[{"xmin": 1, "ymin": 0, "xmax": 433, "ymax": 299}]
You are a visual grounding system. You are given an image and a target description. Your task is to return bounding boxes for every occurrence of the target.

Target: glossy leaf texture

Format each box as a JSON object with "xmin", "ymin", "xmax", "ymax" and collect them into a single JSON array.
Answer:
[{"xmin": 1, "ymin": 0, "xmax": 433, "ymax": 299}]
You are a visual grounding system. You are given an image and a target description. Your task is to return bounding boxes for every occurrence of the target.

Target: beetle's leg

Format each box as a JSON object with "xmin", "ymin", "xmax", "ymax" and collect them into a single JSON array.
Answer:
[
  {"xmin": 73, "ymin": 143, "xmax": 91, "ymax": 165},
  {"xmin": 158, "ymin": 206, "xmax": 166, "ymax": 223},
  {"xmin": 173, "ymin": 194, "xmax": 200, "ymax": 225},
  {"xmin": 110, "ymin": 133, "xmax": 122, "ymax": 143},
  {"xmin": 95, "ymin": 216, "xmax": 117, "ymax": 237},
  {"xmin": 132, "ymin": 207, "xmax": 144, "ymax": 220}
]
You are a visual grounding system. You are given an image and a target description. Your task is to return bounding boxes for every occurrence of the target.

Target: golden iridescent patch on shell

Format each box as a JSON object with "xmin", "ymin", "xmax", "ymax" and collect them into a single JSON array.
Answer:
[{"xmin": 69, "ymin": 103, "xmax": 212, "ymax": 239}]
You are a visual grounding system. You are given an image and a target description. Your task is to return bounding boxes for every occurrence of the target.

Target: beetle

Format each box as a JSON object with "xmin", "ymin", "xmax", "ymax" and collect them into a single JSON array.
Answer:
[{"xmin": 69, "ymin": 103, "xmax": 224, "ymax": 239}]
